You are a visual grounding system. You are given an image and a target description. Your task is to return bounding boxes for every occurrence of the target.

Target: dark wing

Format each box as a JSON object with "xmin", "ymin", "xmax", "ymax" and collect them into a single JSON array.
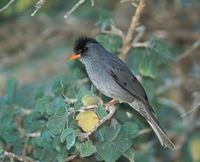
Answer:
[{"xmin": 107, "ymin": 57, "xmax": 154, "ymax": 112}]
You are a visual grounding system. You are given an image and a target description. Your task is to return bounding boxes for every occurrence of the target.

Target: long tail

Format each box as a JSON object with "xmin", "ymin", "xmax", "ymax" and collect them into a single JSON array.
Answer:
[{"xmin": 129, "ymin": 102, "xmax": 175, "ymax": 149}]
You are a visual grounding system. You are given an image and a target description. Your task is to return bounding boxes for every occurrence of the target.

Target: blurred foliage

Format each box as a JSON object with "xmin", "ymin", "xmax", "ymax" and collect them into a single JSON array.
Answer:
[{"xmin": 0, "ymin": 0, "xmax": 200, "ymax": 162}]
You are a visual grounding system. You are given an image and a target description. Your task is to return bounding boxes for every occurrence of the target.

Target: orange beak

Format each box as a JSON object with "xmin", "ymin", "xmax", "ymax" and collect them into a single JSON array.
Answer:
[{"xmin": 67, "ymin": 53, "xmax": 81, "ymax": 61}]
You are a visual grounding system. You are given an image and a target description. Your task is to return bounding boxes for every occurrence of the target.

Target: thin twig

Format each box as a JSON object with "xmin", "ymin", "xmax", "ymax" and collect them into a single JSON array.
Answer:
[
  {"xmin": 119, "ymin": 0, "xmax": 146, "ymax": 60},
  {"xmin": 101, "ymin": 25, "xmax": 125, "ymax": 40},
  {"xmin": 0, "ymin": 0, "xmax": 15, "ymax": 12},
  {"xmin": 64, "ymin": 0, "xmax": 86, "ymax": 19},
  {"xmin": 175, "ymin": 39, "xmax": 200, "ymax": 62},
  {"xmin": 0, "ymin": 151, "xmax": 34, "ymax": 162},
  {"xmin": 132, "ymin": 41, "xmax": 152, "ymax": 48},
  {"xmin": 31, "ymin": 0, "xmax": 46, "ymax": 16}
]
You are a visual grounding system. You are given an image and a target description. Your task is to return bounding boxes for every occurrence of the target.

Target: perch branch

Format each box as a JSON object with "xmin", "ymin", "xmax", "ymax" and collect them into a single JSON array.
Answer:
[
  {"xmin": 31, "ymin": 0, "xmax": 46, "ymax": 16},
  {"xmin": 0, "ymin": 0, "xmax": 15, "ymax": 12},
  {"xmin": 119, "ymin": 0, "xmax": 146, "ymax": 60}
]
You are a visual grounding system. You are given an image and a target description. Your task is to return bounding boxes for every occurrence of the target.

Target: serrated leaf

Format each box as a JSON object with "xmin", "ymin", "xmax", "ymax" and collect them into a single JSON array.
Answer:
[
  {"xmin": 76, "ymin": 111, "xmax": 99, "ymax": 132},
  {"xmin": 96, "ymin": 106, "xmax": 107, "ymax": 119},
  {"xmin": 76, "ymin": 140, "xmax": 96, "ymax": 157},
  {"xmin": 47, "ymin": 115, "xmax": 65, "ymax": 135}
]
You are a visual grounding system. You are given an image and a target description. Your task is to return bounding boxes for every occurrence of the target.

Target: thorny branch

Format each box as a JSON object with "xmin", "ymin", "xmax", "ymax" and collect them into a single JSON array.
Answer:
[{"xmin": 0, "ymin": 0, "xmax": 15, "ymax": 12}]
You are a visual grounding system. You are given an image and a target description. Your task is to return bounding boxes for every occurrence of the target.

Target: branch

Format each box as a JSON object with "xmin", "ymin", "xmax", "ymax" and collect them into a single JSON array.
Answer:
[
  {"xmin": 0, "ymin": 0, "xmax": 15, "ymax": 12},
  {"xmin": 31, "ymin": 0, "xmax": 46, "ymax": 16},
  {"xmin": 119, "ymin": 0, "xmax": 146, "ymax": 61},
  {"xmin": 64, "ymin": 0, "xmax": 86, "ymax": 19},
  {"xmin": 0, "ymin": 151, "xmax": 34, "ymax": 162}
]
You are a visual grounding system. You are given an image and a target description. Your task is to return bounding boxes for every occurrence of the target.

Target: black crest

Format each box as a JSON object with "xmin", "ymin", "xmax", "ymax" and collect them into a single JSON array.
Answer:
[{"xmin": 73, "ymin": 37, "xmax": 98, "ymax": 53}]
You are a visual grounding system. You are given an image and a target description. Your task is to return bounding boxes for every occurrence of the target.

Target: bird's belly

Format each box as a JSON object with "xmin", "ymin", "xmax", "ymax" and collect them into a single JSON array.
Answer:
[{"xmin": 87, "ymin": 67, "xmax": 133, "ymax": 102}]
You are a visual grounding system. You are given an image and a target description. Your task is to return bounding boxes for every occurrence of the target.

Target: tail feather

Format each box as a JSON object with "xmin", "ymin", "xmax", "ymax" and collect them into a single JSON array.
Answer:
[
  {"xmin": 129, "ymin": 101, "xmax": 175, "ymax": 149},
  {"xmin": 147, "ymin": 114, "xmax": 175, "ymax": 149}
]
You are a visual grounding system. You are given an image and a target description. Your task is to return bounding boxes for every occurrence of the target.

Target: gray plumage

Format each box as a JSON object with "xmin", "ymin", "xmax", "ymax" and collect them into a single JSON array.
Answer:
[{"xmin": 74, "ymin": 37, "xmax": 175, "ymax": 149}]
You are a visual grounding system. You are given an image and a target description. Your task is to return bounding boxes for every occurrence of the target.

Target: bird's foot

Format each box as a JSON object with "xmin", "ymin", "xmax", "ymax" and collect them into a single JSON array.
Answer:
[{"xmin": 105, "ymin": 99, "xmax": 118, "ymax": 111}]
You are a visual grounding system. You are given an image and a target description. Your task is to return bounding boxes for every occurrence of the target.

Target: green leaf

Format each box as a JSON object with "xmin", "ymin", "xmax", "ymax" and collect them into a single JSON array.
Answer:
[
  {"xmin": 121, "ymin": 122, "xmax": 139, "ymax": 139},
  {"xmin": 76, "ymin": 140, "xmax": 96, "ymax": 157},
  {"xmin": 114, "ymin": 134, "xmax": 132, "ymax": 153},
  {"xmin": 6, "ymin": 78, "xmax": 17, "ymax": 103},
  {"xmin": 65, "ymin": 129, "xmax": 76, "ymax": 150},
  {"xmin": 35, "ymin": 96, "xmax": 53, "ymax": 114},
  {"xmin": 105, "ymin": 119, "xmax": 121, "ymax": 142},
  {"xmin": 123, "ymin": 148, "xmax": 135, "ymax": 162},
  {"xmin": 96, "ymin": 106, "xmax": 107, "ymax": 119},
  {"xmin": 96, "ymin": 142, "xmax": 121, "ymax": 162},
  {"xmin": 139, "ymin": 52, "xmax": 157, "ymax": 78},
  {"xmin": 60, "ymin": 128, "xmax": 74, "ymax": 143},
  {"xmin": 47, "ymin": 96, "xmax": 66, "ymax": 116},
  {"xmin": 47, "ymin": 115, "xmax": 65, "ymax": 135},
  {"xmin": 52, "ymin": 79, "xmax": 65, "ymax": 96},
  {"xmin": 96, "ymin": 119, "xmax": 133, "ymax": 162},
  {"xmin": 96, "ymin": 34, "xmax": 122, "ymax": 53},
  {"xmin": 136, "ymin": 36, "xmax": 176, "ymax": 79},
  {"xmin": 150, "ymin": 36, "xmax": 174, "ymax": 64}
]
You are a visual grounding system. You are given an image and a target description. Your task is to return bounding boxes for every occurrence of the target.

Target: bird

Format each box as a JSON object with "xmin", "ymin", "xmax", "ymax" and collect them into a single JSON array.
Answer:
[{"xmin": 68, "ymin": 37, "xmax": 175, "ymax": 149}]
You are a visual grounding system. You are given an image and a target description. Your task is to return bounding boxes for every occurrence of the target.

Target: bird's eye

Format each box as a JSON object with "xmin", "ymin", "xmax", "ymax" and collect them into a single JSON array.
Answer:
[{"xmin": 84, "ymin": 47, "xmax": 88, "ymax": 52}]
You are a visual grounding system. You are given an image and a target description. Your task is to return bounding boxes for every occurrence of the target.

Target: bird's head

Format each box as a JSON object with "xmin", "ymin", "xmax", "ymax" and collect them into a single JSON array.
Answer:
[{"xmin": 68, "ymin": 37, "xmax": 99, "ymax": 62}]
